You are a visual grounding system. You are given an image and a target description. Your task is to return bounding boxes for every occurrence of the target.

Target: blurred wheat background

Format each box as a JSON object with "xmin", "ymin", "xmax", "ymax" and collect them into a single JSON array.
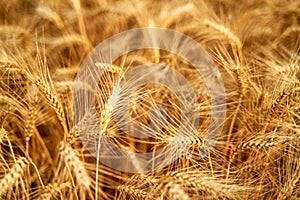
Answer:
[{"xmin": 0, "ymin": 0, "xmax": 299, "ymax": 199}]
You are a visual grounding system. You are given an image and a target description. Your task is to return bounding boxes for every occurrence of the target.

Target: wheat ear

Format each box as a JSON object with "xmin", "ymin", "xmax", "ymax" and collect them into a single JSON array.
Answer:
[
  {"xmin": 94, "ymin": 62, "xmax": 123, "ymax": 132},
  {"xmin": 118, "ymin": 185, "xmax": 151, "ymax": 199},
  {"xmin": 34, "ymin": 78, "xmax": 67, "ymax": 134},
  {"xmin": 24, "ymin": 99, "xmax": 38, "ymax": 140},
  {"xmin": 0, "ymin": 157, "xmax": 28, "ymax": 195},
  {"xmin": 59, "ymin": 144, "xmax": 91, "ymax": 190},
  {"xmin": 117, "ymin": 174, "xmax": 158, "ymax": 199},
  {"xmin": 37, "ymin": 182, "xmax": 72, "ymax": 200},
  {"xmin": 278, "ymin": 165, "xmax": 300, "ymax": 199},
  {"xmin": 239, "ymin": 163, "xmax": 270, "ymax": 174},
  {"xmin": 226, "ymin": 65, "xmax": 248, "ymax": 179},
  {"xmin": 159, "ymin": 172, "xmax": 233, "ymax": 199},
  {"xmin": 0, "ymin": 127, "xmax": 8, "ymax": 143},
  {"xmin": 36, "ymin": 6, "xmax": 65, "ymax": 31},
  {"xmin": 237, "ymin": 139, "xmax": 288, "ymax": 150},
  {"xmin": 269, "ymin": 90, "xmax": 289, "ymax": 120},
  {"xmin": 94, "ymin": 62, "xmax": 123, "ymax": 200},
  {"xmin": 166, "ymin": 181, "xmax": 190, "ymax": 200},
  {"xmin": 229, "ymin": 138, "xmax": 289, "ymax": 165},
  {"xmin": 226, "ymin": 65, "xmax": 248, "ymax": 138},
  {"xmin": 203, "ymin": 19, "xmax": 242, "ymax": 50}
]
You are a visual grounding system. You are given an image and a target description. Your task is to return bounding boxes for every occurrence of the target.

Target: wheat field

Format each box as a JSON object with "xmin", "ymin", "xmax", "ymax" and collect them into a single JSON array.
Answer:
[{"xmin": 0, "ymin": 0, "xmax": 299, "ymax": 199}]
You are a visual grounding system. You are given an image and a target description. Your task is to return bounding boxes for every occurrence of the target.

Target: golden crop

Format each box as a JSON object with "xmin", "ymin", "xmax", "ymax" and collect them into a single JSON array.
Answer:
[{"xmin": 0, "ymin": 0, "xmax": 299, "ymax": 199}]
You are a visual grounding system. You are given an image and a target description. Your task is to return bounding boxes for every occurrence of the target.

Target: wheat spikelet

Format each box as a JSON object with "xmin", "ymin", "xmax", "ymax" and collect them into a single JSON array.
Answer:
[
  {"xmin": 67, "ymin": 127, "xmax": 80, "ymax": 145},
  {"xmin": 100, "ymin": 87, "xmax": 120, "ymax": 132},
  {"xmin": 0, "ymin": 95, "xmax": 13, "ymax": 104},
  {"xmin": 0, "ymin": 157, "xmax": 28, "ymax": 196},
  {"xmin": 54, "ymin": 66, "xmax": 79, "ymax": 76},
  {"xmin": 159, "ymin": 135, "xmax": 204, "ymax": 158},
  {"xmin": 0, "ymin": 110, "xmax": 11, "ymax": 130},
  {"xmin": 54, "ymin": 80, "xmax": 93, "ymax": 92}
]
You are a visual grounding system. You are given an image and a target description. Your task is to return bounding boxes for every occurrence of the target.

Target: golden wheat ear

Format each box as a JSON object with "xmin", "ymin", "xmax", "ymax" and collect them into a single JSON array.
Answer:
[
  {"xmin": 31, "ymin": 181, "xmax": 72, "ymax": 200},
  {"xmin": 0, "ymin": 157, "xmax": 29, "ymax": 197},
  {"xmin": 57, "ymin": 143, "xmax": 93, "ymax": 198}
]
